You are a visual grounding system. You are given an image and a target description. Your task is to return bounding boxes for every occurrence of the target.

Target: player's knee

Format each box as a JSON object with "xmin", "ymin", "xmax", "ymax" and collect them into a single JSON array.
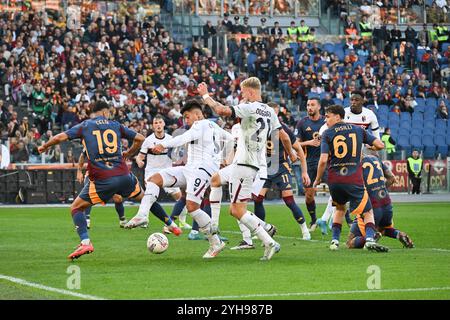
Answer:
[
  {"xmin": 211, "ymin": 174, "xmax": 221, "ymax": 187},
  {"xmin": 186, "ymin": 200, "xmax": 200, "ymax": 213},
  {"xmin": 253, "ymin": 193, "xmax": 264, "ymax": 203},
  {"xmin": 148, "ymin": 173, "xmax": 163, "ymax": 187},
  {"xmin": 112, "ymin": 194, "xmax": 123, "ymax": 203}
]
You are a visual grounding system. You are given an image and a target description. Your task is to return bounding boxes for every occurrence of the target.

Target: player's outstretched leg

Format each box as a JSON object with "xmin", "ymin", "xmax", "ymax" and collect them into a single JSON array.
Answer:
[
  {"xmin": 125, "ymin": 175, "xmax": 162, "ymax": 229},
  {"xmin": 68, "ymin": 197, "xmax": 94, "ymax": 260},
  {"xmin": 316, "ymin": 196, "xmax": 334, "ymax": 235},
  {"xmin": 151, "ymin": 203, "xmax": 182, "ymax": 236},
  {"xmin": 112, "ymin": 195, "xmax": 128, "ymax": 228},
  {"xmin": 383, "ymin": 228, "xmax": 414, "ymax": 248}
]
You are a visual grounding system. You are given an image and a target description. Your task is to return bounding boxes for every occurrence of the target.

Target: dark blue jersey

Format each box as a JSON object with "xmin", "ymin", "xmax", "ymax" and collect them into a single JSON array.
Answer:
[
  {"xmin": 362, "ymin": 155, "xmax": 392, "ymax": 208},
  {"xmin": 295, "ymin": 116, "xmax": 326, "ymax": 165},
  {"xmin": 66, "ymin": 116, "xmax": 137, "ymax": 181},
  {"xmin": 267, "ymin": 123, "xmax": 295, "ymax": 176},
  {"xmin": 321, "ymin": 122, "xmax": 376, "ymax": 186}
]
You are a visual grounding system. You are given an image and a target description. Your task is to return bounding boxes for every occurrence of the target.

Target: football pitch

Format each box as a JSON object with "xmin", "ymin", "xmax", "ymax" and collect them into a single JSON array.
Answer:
[{"xmin": 0, "ymin": 202, "xmax": 449, "ymax": 300}]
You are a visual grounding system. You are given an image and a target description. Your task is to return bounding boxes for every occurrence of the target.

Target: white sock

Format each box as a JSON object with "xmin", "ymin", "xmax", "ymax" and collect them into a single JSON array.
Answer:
[
  {"xmin": 179, "ymin": 208, "xmax": 187, "ymax": 223},
  {"xmin": 137, "ymin": 182, "xmax": 160, "ymax": 219},
  {"xmin": 190, "ymin": 208, "xmax": 220, "ymax": 246},
  {"xmin": 321, "ymin": 196, "xmax": 335, "ymax": 222},
  {"xmin": 300, "ymin": 222, "xmax": 310, "ymax": 236},
  {"xmin": 238, "ymin": 220, "xmax": 253, "ymax": 245},
  {"xmin": 210, "ymin": 186, "xmax": 222, "ymax": 230},
  {"xmin": 246, "ymin": 210, "xmax": 269, "ymax": 231},
  {"xmin": 81, "ymin": 239, "xmax": 91, "ymax": 245},
  {"xmin": 240, "ymin": 211, "xmax": 273, "ymax": 246}
]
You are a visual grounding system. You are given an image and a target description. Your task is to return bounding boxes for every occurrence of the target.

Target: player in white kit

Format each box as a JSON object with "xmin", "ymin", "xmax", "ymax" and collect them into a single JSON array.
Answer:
[
  {"xmin": 135, "ymin": 115, "xmax": 190, "ymax": 230},
  {"xmin": 126, "ymin": 99, "xmax": 233, "ymax": 258},
  {"xmin": 198, "ymin": 77, "xmax": 282, "ymax": 261}
]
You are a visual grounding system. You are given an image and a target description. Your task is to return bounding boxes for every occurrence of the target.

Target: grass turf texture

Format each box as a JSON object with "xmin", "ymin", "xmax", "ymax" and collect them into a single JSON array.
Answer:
[{"xmin": 0, "ymin": 202, "xmax": 449, "ymax": 300}]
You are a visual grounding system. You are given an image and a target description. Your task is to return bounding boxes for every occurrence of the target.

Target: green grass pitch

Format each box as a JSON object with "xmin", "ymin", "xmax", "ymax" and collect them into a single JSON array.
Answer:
[{"xmin": 0, "ymin": 202, "xmax": 449, "ymax": 300}]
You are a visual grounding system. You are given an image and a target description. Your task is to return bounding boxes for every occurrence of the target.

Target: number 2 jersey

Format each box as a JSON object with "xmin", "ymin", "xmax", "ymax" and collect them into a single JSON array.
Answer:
[
  {"xmin": 66, "ymin": 116, "xmax": 137, "ymax": 181},
  {"xmin": 362, "ymin": 155, "xmax": 392, "ymax": 208},
  {"xmin": 231, "ymin": 101, "xmax": 281, "ymax": 179},
  {"xmin": 320, "ymin": 122, "xmax": 376, "ymax": 186}
]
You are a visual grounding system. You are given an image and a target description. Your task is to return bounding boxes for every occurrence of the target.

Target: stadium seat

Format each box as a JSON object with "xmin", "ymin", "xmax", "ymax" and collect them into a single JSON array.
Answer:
[
  {"xmin": 423, "ymin": 120, "xmax": 435, "ymax": 132},
  {"xmin": 443, "ymin": 43, "xmax": 450, "ymax": 52},
  {"xmin": 343, "ymin": 97, "xmax": 350, "ymax": 106},
  {"xmin": 323, "ymin": 43, "xmax": 335, "ymax": 53},
  {"xmin": 436, "ymin": 145, "xmax": 449, "ymax": 157},
  {"xmin": 416, "ymin": 97, "xmax": 426, "ymax": 106},
  {"xmin": 412, "ymin": 113, "xmax": 424, "ymax": 122},
  {"xmin": 397, "ymin": 135, "xmax": 411, "ymax": 148},
  {"xmin": 426, "ymin": 98, "xmax": 438, "ymax": 109},
  {"xmin": 410, "ymin": 134, "xmax": 423, "ymax": 149},
  {"xmin": 414, "ymin": 104, "xmax": 425, "ymax": 113},
  {"xmin": 378, "ymin": 105, "xmax": 389, "ymax": 115},
  {"xmin": 436, "ymin": 119, "xmax": 447, "ymax": 134},
  {"xmin": 423, "ymin": 146, "xmax": 436, "ymax": 159},
  {"xmin": 446, "ymin": 133, "xmax": 450, "ymax": 145},
  {"xmin": 399, "ymin": 119, "xmax": 411, "ymax": 129},
  {"xmin": 398, "ymin": 128, "xmax": 411, "ymax": 136},
  {"xmin": 411, "ymin": 119, "xmax": 424, "ymax": 129},
  {"xmin": 333, "ymin": 98, "xmax": 343, "ymax": 105},
  {"xmin": 422, "ymin": 134, "xmax": 434, "ymax": 146},
  {"xmin": 424, "ymin": 111, "xmax": 435, "ymax": 120},
  {"xmin": 416, "ymin": 49, "xmax": 426, "ymax": 62},
  {"xmin": 434, "ymin": 135, "xmax": 447, "ymax": 146},
  {"xmin": 378, "ymin": 117, "xmax": 388, "ymax": 128},
  {"xmin": 308, "ymin": 92, "xmax": 319, "ymax": 99}
]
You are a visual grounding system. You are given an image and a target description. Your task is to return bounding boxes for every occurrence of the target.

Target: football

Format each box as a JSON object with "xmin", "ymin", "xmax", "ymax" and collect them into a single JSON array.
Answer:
[{"xmin": 147, "ymin": 233, "xmax": 169, "ymax": 254}]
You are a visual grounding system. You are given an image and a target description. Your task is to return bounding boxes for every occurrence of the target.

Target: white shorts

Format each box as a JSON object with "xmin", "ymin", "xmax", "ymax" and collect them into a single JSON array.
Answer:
[
  {"xmin": 217, "ymin": 164, "xmax": 233, "ymax": 185},
  {"xmin": 145, "ymin": 168, "xmax": 181, "ymax": 196},
  {"xmin": 229, "ymin": 164, "xmax": 258, "ymax": 203},
  {"xmin": 251, "ymin": 172, "xmax": 266, "ymax": 197},
  {"xmin": 159, "ymin": 166, "xmax": 213, "ymax": 204}
]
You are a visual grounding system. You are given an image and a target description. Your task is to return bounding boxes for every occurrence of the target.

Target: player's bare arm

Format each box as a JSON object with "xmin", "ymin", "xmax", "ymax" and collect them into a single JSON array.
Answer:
[
  {"xmin": 38, "ymin": 132, "xmax": 69, "ymax": 153},
  {"xmin": 293, "ymin": 140, "xmax": 310, "ymax": 186},
  {"xmin": 77, "ymin": 152, "xmax": 85, "ymax": 184},
  {"xmin": 198, "ymin": 82, "xmax": 233, "ymax": 117},
  {"xmin": 279, "ymin": 129, "xmax": 297, "ymax": 162},
  {"xmin": 135, "ymin": 152, "xmax": 146, "ymax": 168},
  {"xmin": 298, "ymin": 137, "xmax": 321, "ymax": 148},
  {"xmin": 384, "ymin": 167, "xmax": 396, "ymax": 188},
  {"xmin": 370, "ymin": 139, "xmax": 385, "ymax": 151},
  {"xmin": 123, "ymin": 133, "xmax": 145, "ymax": 159},
  {"xmin": 314, "ymin": 153, "xmax": 328, "ymax": 188}
]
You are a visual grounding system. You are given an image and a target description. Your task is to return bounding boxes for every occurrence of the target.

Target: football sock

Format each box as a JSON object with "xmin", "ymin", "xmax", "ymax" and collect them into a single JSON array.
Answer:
[
  {"xmin": 246, "ymin": 210, "xmax": 269, "ymax": 231},
  {"xmin": 332, "ymin": 223, "xmax": 342, "ymax": 242},
  {"xmin": 150, "ymin": 203, "xmax": 174, "ymax": 226},
  {"xmin": 115, "ymin": 202, "xmax": 125, "ymax": 220},
  {"xmin": 191, "ymin": 198, "xmax": 212, "ymax": 231},
  {"xmin": 383, "ymin": 227, "xmax": 400, "ymax": 239},
  {"xmin": 170, "ymin": 197, "xmax": 186, "ymax": 220},
  {"xmin": 72, "ymin": 209, "xmax": 89, "ymax": 241},
  {"xmin": 84, "ymin": 206, "xmax": 91, "ymax": 220},
  {"xmin": 321, "ymin": 196, "xmax": 334, "ymax": 222},
  {"xmin": 306, "ymin": 200, "xmax": 317, "ymax": 223},
  {"xmin": 179, "ymin": 208, "xmax": 188, "ymax": 223},
  {"xmin": 345, "ymin": 210, "xmax": 352, "ymax": 224},
  {"xmin": 253, "ymin": 195, "xmax": 266, "ymax": 221},
  {"xmin": 137, "ymin": 182, "xmax": 160, "ymax": 218},
  {"xmin": 238, "ymin": 221, "xmax": 253, "ymax": 245},
  {"xmin": 190, "ymin": 208, "xmax": 220, "ymax": 246},
  {"xmin": 240, "ymin": 211, "xmax": 273, "ymax": 246},
  {"xmin": 283, "ymin": 196, "xmax": 306, "ymax": 224},
  {"xmin": 365, "ymin": 222, "xmax": 376, "ymax": 240},
  {"xmin": 210, "ymin": 186, "xmax": 222, "ymax": 230},
  {"xmin": 353, "ymin": 236, "xmax": 366, "ymax": 248}
]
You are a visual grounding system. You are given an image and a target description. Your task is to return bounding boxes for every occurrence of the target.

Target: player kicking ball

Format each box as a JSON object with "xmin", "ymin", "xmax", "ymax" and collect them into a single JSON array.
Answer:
[
  {"xmin": 199, "ymin": 77, "xmax": 281, "ymax": 261},
  {"xmin": 38, "ymin": 101, "xmax": 146, "ymax": 260},
  {"xmin": 125, "ymin": 99, "xmax": 233, "ymax": 259},
  {"xmin": 346, "ymin": 152, "xmax": 414, "ymax": 250},
  {"xmin": 313, "ymin": 105, "xmax": 387, "ymax": 252}
]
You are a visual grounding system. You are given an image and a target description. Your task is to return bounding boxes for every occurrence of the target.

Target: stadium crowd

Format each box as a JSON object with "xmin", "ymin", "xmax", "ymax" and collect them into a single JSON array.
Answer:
[{"xmin": 0, "ymin": 1, "xmax": 449, "ymax": 166}]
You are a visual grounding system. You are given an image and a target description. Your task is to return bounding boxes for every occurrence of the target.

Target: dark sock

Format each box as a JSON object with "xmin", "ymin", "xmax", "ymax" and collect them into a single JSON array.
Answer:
[
  {"xmin": 353, "ymin": 236, "xmax": 366, "ymax": 248},
  {"xmin": 306, "ymin": 201, "xmax": 316, "ymax": 223},
  {"xmin": 365, "ymin": 222, "xmax": 376, "ymax": 240},
  {"xmin": 72, "ymin": 209, "xmax": 89, "ymax": 241},
  {"xmin": 332, "ymin": 223, "xmax": 342, "ymax": 241},
  {"xmin": 345, "ymin": 210, "xmax": 352, "ymax": 224},
  {"xmin": 254, "ymin": 195, "xmax": 266, "ymax": 221},
  {"xmin": 84, "ymin": 206, "xmax": 91, "ymax": 220},
  {"xmin": 170, "ymin": 197, "xmax": 186, "ymax": 220},
  {"xmin": 115, "ymin": 202, "xmax": 125, "ymax": 220},
  {"xmin": 283, "ymin": 196, "xmax": 305, "ymax": 224},
  {"xmin": 384, "ymin": 227, "xmax": 400, "ymax": 239},
  {"xmin": 150, "ymin": 203, "xmax": 173, "ymax": 226}
]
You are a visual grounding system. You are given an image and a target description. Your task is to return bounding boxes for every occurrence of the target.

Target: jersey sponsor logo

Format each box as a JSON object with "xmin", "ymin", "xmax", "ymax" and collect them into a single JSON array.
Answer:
[{"xmin": 306, "ymin": 126, "xmax": 312, "ymax": 131}]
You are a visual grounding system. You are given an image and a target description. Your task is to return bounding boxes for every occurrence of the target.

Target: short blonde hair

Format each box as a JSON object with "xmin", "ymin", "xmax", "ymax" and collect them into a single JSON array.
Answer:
[{"xmin": 240, "ymin": 77, "xmax": 261, "ymax": 91}]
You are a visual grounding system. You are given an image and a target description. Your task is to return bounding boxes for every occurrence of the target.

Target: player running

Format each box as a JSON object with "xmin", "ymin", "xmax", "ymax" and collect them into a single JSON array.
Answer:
[
  {"xmin": 77, "ymin": 151, "xmax": 127, "ymax": 228},
  {"xmin": 38, "ymin": 101, "xmax": 146, "ymax": 260},
  {"xmin": 199, "ymin": 77, "xmax": 282, "ymax": 261},
  {"xmin": 125, "ymin": 98, "xmax": 233, "ymax": 259},
  {"xmin": 295, "ymin": 98, "xmax": 327, "ymax": 231},
  {"xmin": 135, "ymin": 115, "xmax": 191, "ymax": 231},
  {"xmin": 313, "ymin": 105, "xmax": 386, "ymax": 252},
  {"xmin": 347, "ymin": 153, "xmax": 414, "ymax": 250},
  {"xmin": 231, "ymin": 102, "xmax": 311, "ymax": 250}
]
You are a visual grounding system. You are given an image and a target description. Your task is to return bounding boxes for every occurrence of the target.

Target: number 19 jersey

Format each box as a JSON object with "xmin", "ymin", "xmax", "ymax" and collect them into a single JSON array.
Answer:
[{"xmin": 231, "ymin": 102, "xmax": 281, "ymax": 178}]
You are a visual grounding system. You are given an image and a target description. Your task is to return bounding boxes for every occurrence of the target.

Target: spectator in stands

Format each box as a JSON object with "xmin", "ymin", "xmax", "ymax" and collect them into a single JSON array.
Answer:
[
  {"xmin": 405, "ymin": 23, "xmax": 417, "ymax": 46},
  {"xmin": 11, "ymin": 141, "xmax": 29, "ymax": 163},
  {"xmin": 437, "ymin": 100, "xmax": 449, "ymax": 119},
  {"xmin": 270, "ymin": 21, "xmax": 283, "ymax": 38},
  {"xmin": 222, "ymin": 13, "xmax": 233, "ymax": 32},
  {"xmin": 390, "ymin": 24, "xmax": 402, "ymax": 59},
  {"xmin": 203, "ymin": 20, "xmax": 216, "ymax": 48}
]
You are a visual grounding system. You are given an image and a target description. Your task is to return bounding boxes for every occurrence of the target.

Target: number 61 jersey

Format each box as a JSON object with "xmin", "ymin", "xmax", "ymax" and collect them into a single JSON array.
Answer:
[
  {"xmin": 66, "ymin": 116, "xmax": 137, "ymax": 181},
  {"xmin": 231, "ymin": 102, "xmax": 281, "ymax": 179},
  {"xmin": 320, "ymin": 122, "xmax": 376, "ymax": 186}
]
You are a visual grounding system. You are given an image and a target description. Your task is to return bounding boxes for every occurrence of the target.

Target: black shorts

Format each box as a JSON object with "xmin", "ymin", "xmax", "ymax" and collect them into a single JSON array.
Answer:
[
  {"xmin": 305, "ymin": 162, "xmax": 328, "ymax": 188},
  {"xmin": 263, "ymin": 163, "xmax": 293, "ymax": 191},
  {"xmin": 329, "ymin": 183, "xmax": 372, "ymax": 216},
  {"xmin": 79, "ymin": 173, "xmax": 142, "ymax": 205}
]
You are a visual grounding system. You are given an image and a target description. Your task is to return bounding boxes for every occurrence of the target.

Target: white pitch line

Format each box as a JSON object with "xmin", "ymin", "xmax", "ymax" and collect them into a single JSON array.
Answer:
[
  {"xmin": 0, "ymin": 274, "xmax": 107, "ymax": 300},
  {"xmin": 167, "ymin": 286, "xmax": 450, "ymax": 300}
]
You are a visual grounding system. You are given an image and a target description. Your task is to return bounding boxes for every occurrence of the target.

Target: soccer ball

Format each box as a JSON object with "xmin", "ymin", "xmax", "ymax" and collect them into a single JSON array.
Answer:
[{"xmin": 147, "ymin": 233, "xmax": 169, "ymax": 254}]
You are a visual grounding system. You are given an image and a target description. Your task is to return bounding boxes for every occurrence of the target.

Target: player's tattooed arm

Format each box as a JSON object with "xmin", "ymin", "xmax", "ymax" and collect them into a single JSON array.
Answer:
[
  {"xmin": 383, "ymin": 167, "xmax": 396, "ymax": 188},
  {"xmin": 293, "ymin": 141, "xmax": 310, "ymax": 186},
  {"xmin": 77, "ymin": 152, "xmax": 85, "ymax": 184},
  {"xmin": 38, "ymin": 132, "xmax": 69, "ymax": 154},
  {"xmin": 198, "ymin": 82, "xmax": 233, "ymax": 117},
  {"xmin": 279, "ymin": 129, "xmax": 297, "ymax": 162},
  {"xmin": 135, "ymin": 152, "xmax": 146, "ymax": 168},
  {"xmin": 123, "ymin": 133, "xmax": 145, "ymax": 160}
]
